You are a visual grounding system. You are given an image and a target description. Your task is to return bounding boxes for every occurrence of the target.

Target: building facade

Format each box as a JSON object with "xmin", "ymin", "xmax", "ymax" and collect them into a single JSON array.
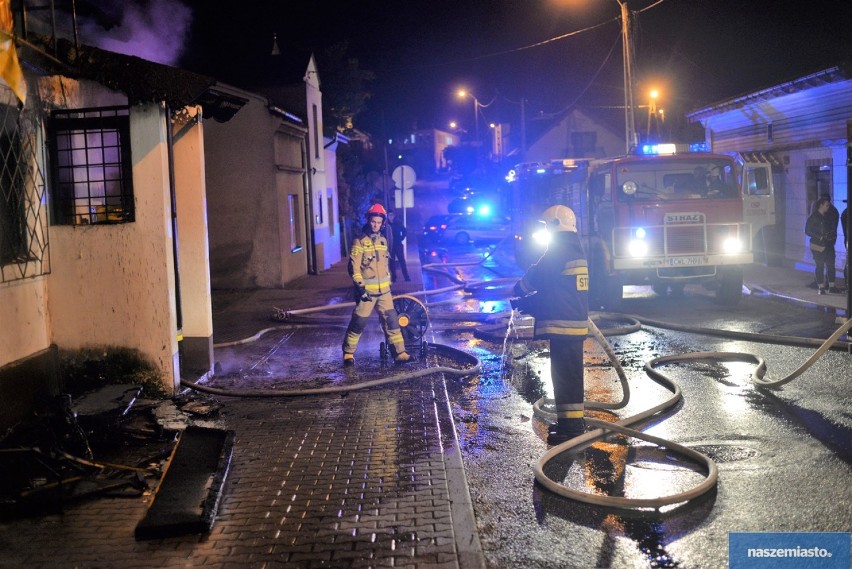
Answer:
[
  {"xmin": 0, "ymin": 40, "xmax": 222, "ymax": 433},
  {"xmin": 203, "ymin": 84, "xmax": 311, "ymax": 289},
  {"xmin": 688, "ymin": 65, "xmax": 851, "ymax": 273}
]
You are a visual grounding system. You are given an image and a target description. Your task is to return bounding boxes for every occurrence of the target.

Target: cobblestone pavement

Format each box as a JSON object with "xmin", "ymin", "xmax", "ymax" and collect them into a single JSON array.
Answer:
[
  {"xmin": 0, "ymin": 376, "xmax": 481, "ymax": 568},
  {"xmin": 0, "ymin": 253, "xmax": 486, "ymax": 568}
]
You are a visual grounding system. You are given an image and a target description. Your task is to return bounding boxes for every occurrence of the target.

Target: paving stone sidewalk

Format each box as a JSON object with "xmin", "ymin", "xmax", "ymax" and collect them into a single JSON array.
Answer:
[{"xmin": 0, "ymin": 251, "xmax": 486, "ymax": 568}]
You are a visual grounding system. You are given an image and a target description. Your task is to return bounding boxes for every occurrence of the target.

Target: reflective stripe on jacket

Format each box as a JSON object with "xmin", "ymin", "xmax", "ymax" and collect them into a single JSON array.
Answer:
[
  {"xmin": 514, "ymin": 231, "xmax": 589, "ymax": 338},
  {"xmin": 349, "ymin": 232, "xmax": 392, "ymax": 295}
]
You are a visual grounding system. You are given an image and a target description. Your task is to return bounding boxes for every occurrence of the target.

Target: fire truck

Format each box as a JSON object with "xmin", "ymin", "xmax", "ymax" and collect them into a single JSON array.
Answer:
[{"xmin": 506, "ymin": 144, "xmax": 775, "ymax": 308}]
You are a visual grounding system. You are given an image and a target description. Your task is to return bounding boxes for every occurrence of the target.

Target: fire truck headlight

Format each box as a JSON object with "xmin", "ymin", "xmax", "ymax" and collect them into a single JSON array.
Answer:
[
  {"xmin": 628, "ymin": 239, "xmax": 649, "ymax": 257},
  {"xmin": 634, "ymin": 227, "xmax": 646, "ymax": 239},
  {"xmin": 622, "ymin": 181, "xmax": 638, "ymax": 196},
  {"xmin": 532, "ymin": 228, "xmax": 551, "ymax": 246},
  {"xmin": 722, "ymin": 237, "xmax": 743, "ymax": 253}
]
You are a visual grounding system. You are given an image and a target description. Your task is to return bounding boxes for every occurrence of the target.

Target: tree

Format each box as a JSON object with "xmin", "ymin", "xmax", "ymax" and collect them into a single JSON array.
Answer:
[
  {"xmin": 316, "ymin": 42, "xmax": 375, "ymax": 133},
  {"xmin": 442, "ymin": 144, "xmax": 478, "ymax": 178}
]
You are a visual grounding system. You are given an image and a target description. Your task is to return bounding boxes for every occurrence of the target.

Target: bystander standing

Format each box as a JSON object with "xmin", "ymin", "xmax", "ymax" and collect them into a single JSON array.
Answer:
[
  {"xmin": 387, "ymin": 209, "xmax": 410, "ymax": 282},
  {"xmin": 805, "ymin": 196, "xmax": 840, "ymax": 294}
]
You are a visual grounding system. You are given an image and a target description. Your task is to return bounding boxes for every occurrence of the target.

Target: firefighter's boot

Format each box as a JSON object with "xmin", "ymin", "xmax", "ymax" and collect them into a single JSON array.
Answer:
[
  {"xmin": 394, "ymin": 352, "xmax": 415, "ymax": 365},
  {"xmin": 547, "ymin": 418, "xmax": 586, "ymax": 445}
]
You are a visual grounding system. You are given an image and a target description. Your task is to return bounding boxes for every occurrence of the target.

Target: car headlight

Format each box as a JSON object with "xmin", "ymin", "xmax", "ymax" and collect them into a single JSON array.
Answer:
[{"xmin": 722, "ymin": 237, "xmax": 742, "ymax": 253}]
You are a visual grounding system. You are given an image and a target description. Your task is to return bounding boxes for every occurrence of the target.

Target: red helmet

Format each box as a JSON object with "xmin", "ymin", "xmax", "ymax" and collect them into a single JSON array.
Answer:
[{"xmin": 366, "ymin": 203, "xmax": 387, "ymax": 219}]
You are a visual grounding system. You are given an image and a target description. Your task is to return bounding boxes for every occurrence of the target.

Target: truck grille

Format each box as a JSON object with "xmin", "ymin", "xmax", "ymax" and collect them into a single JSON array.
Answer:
[{"xmin": 611, "ymin": 223, "xmax": 749, "ymax": 258}]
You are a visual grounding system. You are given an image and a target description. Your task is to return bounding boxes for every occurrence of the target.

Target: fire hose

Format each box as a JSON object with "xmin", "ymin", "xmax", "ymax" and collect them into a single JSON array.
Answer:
[
  {"xmin": 183, "ymin": 254, "xmax": 852, "ymax": 509},
  {"xmin": 530, "ymin": 312, "xmax": 852, "ymax": 508}
]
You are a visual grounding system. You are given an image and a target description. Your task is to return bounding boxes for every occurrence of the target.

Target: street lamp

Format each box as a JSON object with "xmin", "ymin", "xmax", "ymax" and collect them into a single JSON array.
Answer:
[
  {"xmin": 457, "ymin": 89, "xmax": 480, "ymax": 144},
  {"xmin": 646, "ymin": 88, "xmax": 658, "ymax": 138}
]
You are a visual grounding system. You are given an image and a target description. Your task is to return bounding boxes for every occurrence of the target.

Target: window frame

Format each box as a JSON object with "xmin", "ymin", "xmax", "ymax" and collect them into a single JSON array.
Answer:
[
  {"xmin": 0, "ymin": 92, "xmax": 50, "ymax": 283},
  {"xmin": 47, "ymin": 106, "xmax": 134, "ymax": 226}
]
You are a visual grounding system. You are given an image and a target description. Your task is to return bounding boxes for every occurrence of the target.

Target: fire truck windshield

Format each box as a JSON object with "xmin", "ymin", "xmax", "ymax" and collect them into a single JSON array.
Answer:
[{"xmin": 617, "ymin": 158, "xmax": 738, "ymax": 201}]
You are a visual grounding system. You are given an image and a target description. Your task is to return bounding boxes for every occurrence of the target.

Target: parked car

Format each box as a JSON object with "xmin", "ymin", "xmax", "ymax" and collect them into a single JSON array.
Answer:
[
  {"xmin": 447, "ymin": 187, "xmax": 503, "ymax": 216},
  {"xmin": 421, "ymin": 213, "xmax": 511, "ymax": 246}
]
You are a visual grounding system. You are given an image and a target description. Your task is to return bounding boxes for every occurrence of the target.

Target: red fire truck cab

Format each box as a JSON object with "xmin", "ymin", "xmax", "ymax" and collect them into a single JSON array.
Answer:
[{"xmin": 508, "ymin": 144, "xmax": 773, "ymax": 308}]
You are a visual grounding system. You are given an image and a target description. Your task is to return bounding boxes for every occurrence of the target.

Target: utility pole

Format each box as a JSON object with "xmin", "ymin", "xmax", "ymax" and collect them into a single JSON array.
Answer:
[
  {"xmin": 474, "ymin": 97, "xmax": 480, "ymax": 145},
  {"xmin": 520, "ymin": 97, "xmax": 527, "ymax": 162},
  {"xmin": 619, "ymin": 0, "xmax": 638, "ymax": 153}
]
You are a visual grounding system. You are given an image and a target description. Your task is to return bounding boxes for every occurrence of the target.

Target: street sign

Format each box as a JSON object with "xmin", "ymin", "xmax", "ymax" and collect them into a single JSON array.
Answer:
[
  {"xmin": 392, "ymin": 165, "xmax": 416, "ymax": 190},
  {"xmin": 394, "ymin": 188, "xmax": 414, "ymax": 208}
]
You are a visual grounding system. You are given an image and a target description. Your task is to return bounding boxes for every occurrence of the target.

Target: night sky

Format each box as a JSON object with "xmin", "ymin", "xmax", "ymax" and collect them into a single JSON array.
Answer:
[{"xmin": 64, "ymin": 0, "xmax": 852, "ymax": 138}]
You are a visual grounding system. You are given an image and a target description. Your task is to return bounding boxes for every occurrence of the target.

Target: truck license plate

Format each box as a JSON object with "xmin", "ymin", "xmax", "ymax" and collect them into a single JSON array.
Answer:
[{"xmin": 668, "ymin": 256, "xmax": 704, "ymax": 266}]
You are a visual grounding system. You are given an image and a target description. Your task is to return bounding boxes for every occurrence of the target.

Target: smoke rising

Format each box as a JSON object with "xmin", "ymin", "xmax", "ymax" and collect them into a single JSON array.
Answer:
[{"xmin": 77, "ymin": 0, "xmax": 192, "ymax": 66}]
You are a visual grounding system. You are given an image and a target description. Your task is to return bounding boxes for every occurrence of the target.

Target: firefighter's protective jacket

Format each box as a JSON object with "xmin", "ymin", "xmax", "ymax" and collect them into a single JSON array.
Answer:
[
  {"xmin": 349, "ymin": 231, "xmax": 392, "ymax": 296},
  {"xmin": 513, "ymin": 231, "xmax": 589, "ymax": 337}
]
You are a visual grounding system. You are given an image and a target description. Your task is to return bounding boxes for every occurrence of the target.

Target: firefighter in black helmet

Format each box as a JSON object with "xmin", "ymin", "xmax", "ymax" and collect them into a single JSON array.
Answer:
[
  {"xmin": 512, "ymin": 205, "xmax": 589, "ymax": 444},
  {"xmin": 342, "ymin": 203, "xmax": 414, "ymax": 366}
]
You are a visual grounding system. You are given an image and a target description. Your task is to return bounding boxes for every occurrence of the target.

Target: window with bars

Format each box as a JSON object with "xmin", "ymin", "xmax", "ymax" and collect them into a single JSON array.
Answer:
[
  {"xmin": 0, "ymin": 91, "xmax": 50, "ymax": 283},
  {"xmin": 47, "ymin": 106, "xmax": 134, "ymax": 226}
]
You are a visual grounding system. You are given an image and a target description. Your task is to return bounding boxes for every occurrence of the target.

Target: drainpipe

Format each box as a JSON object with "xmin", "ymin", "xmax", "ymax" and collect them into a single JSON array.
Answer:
[
  {"xmin": 302, "ymin": 139, "xmax": 317, "ymax": 275},
  {"xmin": 165, "ymin": 104, "xmax": 183, "ymax": 338}
]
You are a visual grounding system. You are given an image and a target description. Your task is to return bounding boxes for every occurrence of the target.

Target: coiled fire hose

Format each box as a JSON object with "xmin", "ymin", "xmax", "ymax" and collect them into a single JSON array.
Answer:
[
  {"xmin": 184, "ymin": 249, "xmax": 852, "ymax": 509},
  {"xmin": 531, "ymin": 313, "xmax": 852, "ymax": 509}
]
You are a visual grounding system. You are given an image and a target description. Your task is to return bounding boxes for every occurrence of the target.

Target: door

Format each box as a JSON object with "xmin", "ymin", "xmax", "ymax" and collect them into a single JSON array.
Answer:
[{"xmin": 742, "ymin": 161, "xmax": 775, "ymax": 239}]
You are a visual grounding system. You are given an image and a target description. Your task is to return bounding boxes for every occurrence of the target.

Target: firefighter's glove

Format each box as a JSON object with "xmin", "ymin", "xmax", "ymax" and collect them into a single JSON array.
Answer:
[
  {"xmin": 358, "ymin": 286, "xmax": 371, "ymax": 303},
  {"xmin": 510, "ymin": 292, "xmax": 537, "ymax": 315}
]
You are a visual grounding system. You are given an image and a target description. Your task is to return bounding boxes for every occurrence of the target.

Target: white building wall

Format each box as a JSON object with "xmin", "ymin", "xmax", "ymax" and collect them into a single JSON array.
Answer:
[
  {"xmin": 692, "ymin": 72, "xmax": 851, "ymax": 273},
  {"xmin": 304, "ymin": 56, "xmax": 330, "ymax": 273},
  {"xmin": 48, "ymin": 102, "xmax": 180, "ymax": 391},
  {"xmin": 205, "ymin": 85, "xmax": 310, "ymax": 288},
  {"xmin": 0, "ymin": 279, "xmax": 50, "ymax": 368},
  {"xmin": 320, "ymin": 139, "xmax": 342, "ymax": 270},
  {"xmin": 173, "ymin": 105, "xmax": 214, "ymax": 374}
]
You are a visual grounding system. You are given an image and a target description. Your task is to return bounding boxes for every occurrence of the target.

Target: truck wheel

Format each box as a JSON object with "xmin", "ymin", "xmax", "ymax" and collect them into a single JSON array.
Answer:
[{"xmin": 715, "ymin": 267, "xmax": 743, "ymax": 305}]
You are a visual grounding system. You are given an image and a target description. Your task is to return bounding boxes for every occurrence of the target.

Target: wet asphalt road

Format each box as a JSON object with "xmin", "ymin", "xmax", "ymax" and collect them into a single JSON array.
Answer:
[
  {"xmin": 418, "ymin": 240, "xmax": 851, "ymax": 568},
  {"xmin": 211, "ymin": 230, "xmax": 851, "ymax": 567},
  {"xmin": 391, "ymin": 181, "xmax": 852, "ymax": 568}
]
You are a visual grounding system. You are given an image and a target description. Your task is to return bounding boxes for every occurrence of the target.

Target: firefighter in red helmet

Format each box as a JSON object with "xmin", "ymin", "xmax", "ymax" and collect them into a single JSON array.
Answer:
[{"xmin": 342, "ymin": 203, "xmax": 414, "ymax": 366}]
